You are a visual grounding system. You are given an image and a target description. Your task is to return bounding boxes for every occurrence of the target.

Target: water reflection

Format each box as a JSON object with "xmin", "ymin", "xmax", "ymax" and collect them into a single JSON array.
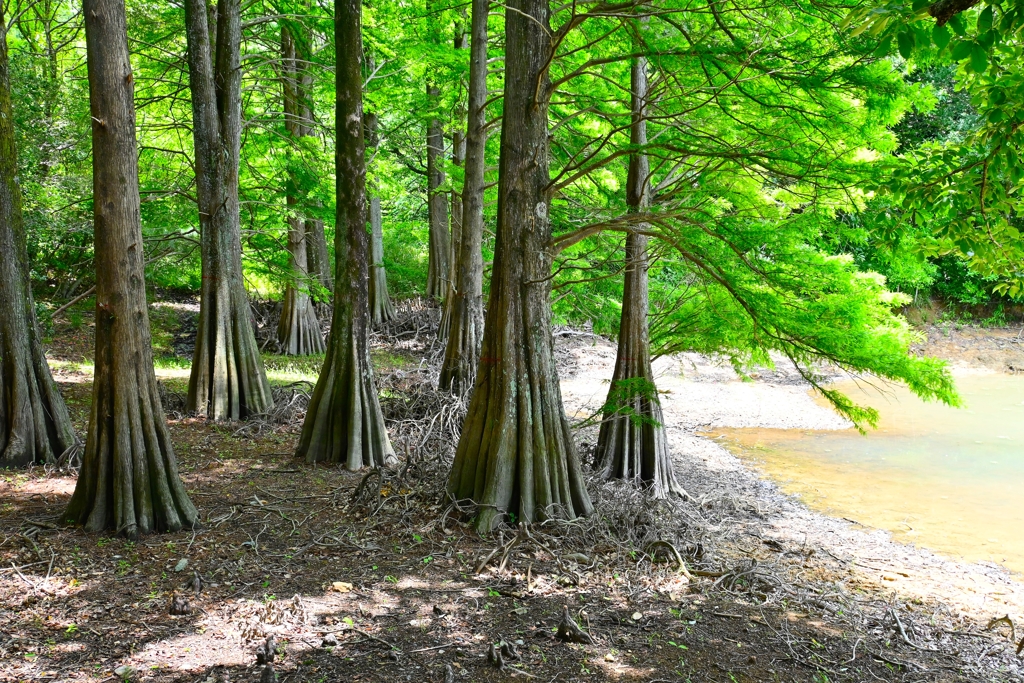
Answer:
[{"xmin": 712, "ymin": 374, "xmax": 1024, "ymax": 573}]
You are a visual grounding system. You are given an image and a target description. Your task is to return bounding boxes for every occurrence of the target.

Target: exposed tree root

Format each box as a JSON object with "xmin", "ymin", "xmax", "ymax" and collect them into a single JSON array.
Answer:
[{"xmin": 556, "ymin": 605, "xmax": 593, "ymax": 644}]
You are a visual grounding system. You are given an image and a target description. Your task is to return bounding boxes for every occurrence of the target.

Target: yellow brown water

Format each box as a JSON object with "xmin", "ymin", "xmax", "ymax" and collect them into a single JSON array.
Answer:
[{"xmin": 711, "ymin": 374, "xmax": 1024, "ymax": 574}]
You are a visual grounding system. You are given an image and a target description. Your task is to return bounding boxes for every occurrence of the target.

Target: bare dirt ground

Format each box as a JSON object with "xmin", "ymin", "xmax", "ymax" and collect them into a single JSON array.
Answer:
[
  {"xmin": 911, "ymin": 323, "xmax": 1024, "ymax": 374},
  {"xmin": 2, "ymin": 306, "xmax": 1022, "ymax": 683}
]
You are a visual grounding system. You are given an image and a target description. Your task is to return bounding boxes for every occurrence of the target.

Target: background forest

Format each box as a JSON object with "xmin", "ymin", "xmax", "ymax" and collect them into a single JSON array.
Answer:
[{"xmin": 5, "ymin": 0, "xmax": 1019, "ymax": 345}]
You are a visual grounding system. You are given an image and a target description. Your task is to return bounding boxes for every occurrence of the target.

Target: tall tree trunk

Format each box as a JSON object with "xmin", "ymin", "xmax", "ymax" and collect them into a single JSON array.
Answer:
[
  {"xmin": 425, "ymin": 4, "xmax": 450, "ymax": 301},
  {"xmin": 66, "ymin": 0, "xmax": 198, "ymax": 537},
  {"xmin": 439, "ymin": 17, "xmax": 469, "ymax": 341},
  {"xmin": 306, "ymin": 217, "xmax": 333, "ymax": 296},
  {"xmin": 447, "ymin": 0, "xmax": 592, "ymax": 533},
  {"xmin": 438, "ymin": 0, "xmax": 486, "ymax": 393},
  {"xmin": 0, "ymin": 7, "xmax": 75, "ymax": 467},
  {"xmin": 365, "ymin": 104, "xmax": 394, "ymax": 325},
  {"xmin": 594, "ymin": 51, "xmax": 684, "ymax": 499},
  {"xmin": 184, "ymin": 0, "xmax": 273, "ymax": 419},
  {"xmin": 277, "ymin": 24, "xmax": 325, "ymax": 355},
  {"xmin": 296, "ymin": 0, "xmax": 395, "ymax": 469}
]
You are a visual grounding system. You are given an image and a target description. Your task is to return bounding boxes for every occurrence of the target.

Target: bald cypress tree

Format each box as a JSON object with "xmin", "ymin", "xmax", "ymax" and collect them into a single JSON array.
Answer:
[
  {"xmin": 366, "ymin": 107, "xmax": 396, "ymax": 326},
  {"xmin": 0, "ymin": 6, "xmax": 76, "ymax": 468},
  {"xmin": 183, "ymin": 0, "xmax": 273, "ymax": 419},
  {"xmin": 295, "ymin": 0, "xmax": 394, "ymax": 468},
  {"xmin": 594, "ymin": 50, "xmax": 683, "ymax": 499},
  {"xmin": 425, "ymin": 0, "xmax": 450, "ymax": 301},
  {"xmin": 447, "ymin": 0, "xmax": 592, "ymax": 533},
  {"xmin": 438, "ymin": 0, "xmax": 486, "ymax": 394},
  {"xmin": 66, "ymin": 0, "xmax": 198, "ymax": 536},
  {"xmin": 277, "ymin": 23, "xmax": 325, "ymax": 355}
]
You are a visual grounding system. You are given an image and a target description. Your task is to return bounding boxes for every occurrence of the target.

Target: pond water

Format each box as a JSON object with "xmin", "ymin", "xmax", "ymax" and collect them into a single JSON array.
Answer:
[{"xmin": 712, "ymin": 374, "xmax": 1024, "ymax": 574}]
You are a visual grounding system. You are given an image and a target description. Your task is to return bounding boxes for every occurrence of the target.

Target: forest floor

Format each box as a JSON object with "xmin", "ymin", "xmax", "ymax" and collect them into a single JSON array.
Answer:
[{"xmin": 2, "ymin": 300, "xmax": 1023, "ymax": 683}]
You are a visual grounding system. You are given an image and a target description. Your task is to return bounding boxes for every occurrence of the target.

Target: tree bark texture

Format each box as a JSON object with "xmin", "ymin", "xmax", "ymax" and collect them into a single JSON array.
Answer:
[
  {"xmin": 594, "ymin": 53, "xmax": 683, "ymax": 499},
  {"xmin": 296, "ymin": 0, "xmax": 395, "ymax": 469},
  {"xmin": 305, "ymin": 218, "xmax": 333, "ymax": 296},
  {"xmin": 365, "ymin": 109, "xmax": 395, "ymax": 325},
  {"xmin": 184, "ymin": 0, "xmax": 273, "ymax": 419},
  {"xmin": 0, "ymin": 9, "xmax": 76, "ymax": 467},
  {"xmin": 277, "ymin": 24, "xmax": 325, "ymax": 355},
  {"xmin": 447, "ymin": 0, "xmax": 593, "ymax": 532},
  {"xmin": 439, "ymin": 17, "xmax": 469, "ymax": 341},
  {"xmin": 426, "ymin": 97, "xmax": 450, "ymax": 300},
  {"xmin": 66, "ymin": 0, "xmax": 198, "ymax": 536},
  {"xmin": 438, "ymin": 0, "xmax": 486, "ymax": 394}
]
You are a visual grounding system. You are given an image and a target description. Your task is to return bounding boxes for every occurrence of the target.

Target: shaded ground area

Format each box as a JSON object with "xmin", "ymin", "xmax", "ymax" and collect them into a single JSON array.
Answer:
[{"xmin": 1, "ymin": 301, "xmax": 1022, "ymax": 682}]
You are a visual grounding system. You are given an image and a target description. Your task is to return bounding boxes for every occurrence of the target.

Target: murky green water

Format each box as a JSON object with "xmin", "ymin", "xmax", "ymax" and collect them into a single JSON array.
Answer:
[{"xmin": 713, "ymin": 374, "xmax": 1024, "ymax": 573}]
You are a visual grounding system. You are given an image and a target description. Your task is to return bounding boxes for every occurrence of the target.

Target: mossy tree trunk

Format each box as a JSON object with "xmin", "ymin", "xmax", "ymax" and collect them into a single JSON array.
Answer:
[
  {"xmin": 184, "ymin": 0, "xmax": 273, "ymax": 419},
  {"xmin": 0, "ymin": 9, "xmax": 76, "ymax": 467},
  {"xmin": 277, "ymin": 24, "xmax": 325, "ymax": 355},
  {"xmin": 438, "ymin": 0, "xmax": 486, "ymax": 394},
  {"xmin": 447, "ymin": 0, "xmax": 593, "ymax": 533},
  {"xmin": 365, "ymin": 106, "xmax": 395, "ymax": 326},
  {"xmin": 295, "ymin": 0, "xmax": 395, "ymax": 469},
  {"xmin": 65, "ymin": 0, "xmax": 198, "ymax": 537},
  {"xmin": 594, "ymin": 51, "xmax": 684, "ymax": 499}
]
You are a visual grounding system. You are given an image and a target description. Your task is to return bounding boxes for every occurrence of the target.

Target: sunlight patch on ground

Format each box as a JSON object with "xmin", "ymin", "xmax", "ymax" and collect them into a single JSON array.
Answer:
[
  {"xmin": 263, "ymin": 355, "xmax": 324, "ymax": 385},
  {"xmin": 150, "ymin": 301, "xmax": 200, "ymax": 313},
  {"xmin": 49, "ymin": 359, "xmax": 94, "ymax": 376},
  {"xmin": 0, "ymin": 474, "xmax": 76, "ymax": 497},
  {"xmin": 593, "ymin": 648, "xmax": 658, "ymax": 679},
  {"xmin": 154, "ymin": 365, "xmax": 192, "ymax": 380}
]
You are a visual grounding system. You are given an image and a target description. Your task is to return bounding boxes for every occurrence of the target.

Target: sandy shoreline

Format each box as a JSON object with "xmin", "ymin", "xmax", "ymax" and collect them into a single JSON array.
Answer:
[{"xmin": 557, "ymin": 329, "xmax": 1024, "ymax": 657}]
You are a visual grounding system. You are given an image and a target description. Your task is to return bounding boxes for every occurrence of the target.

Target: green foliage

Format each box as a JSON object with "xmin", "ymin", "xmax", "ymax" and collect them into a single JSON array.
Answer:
[{"xmin": 2, "ymin": 0, "xmax": 969, "ymax": 428}]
